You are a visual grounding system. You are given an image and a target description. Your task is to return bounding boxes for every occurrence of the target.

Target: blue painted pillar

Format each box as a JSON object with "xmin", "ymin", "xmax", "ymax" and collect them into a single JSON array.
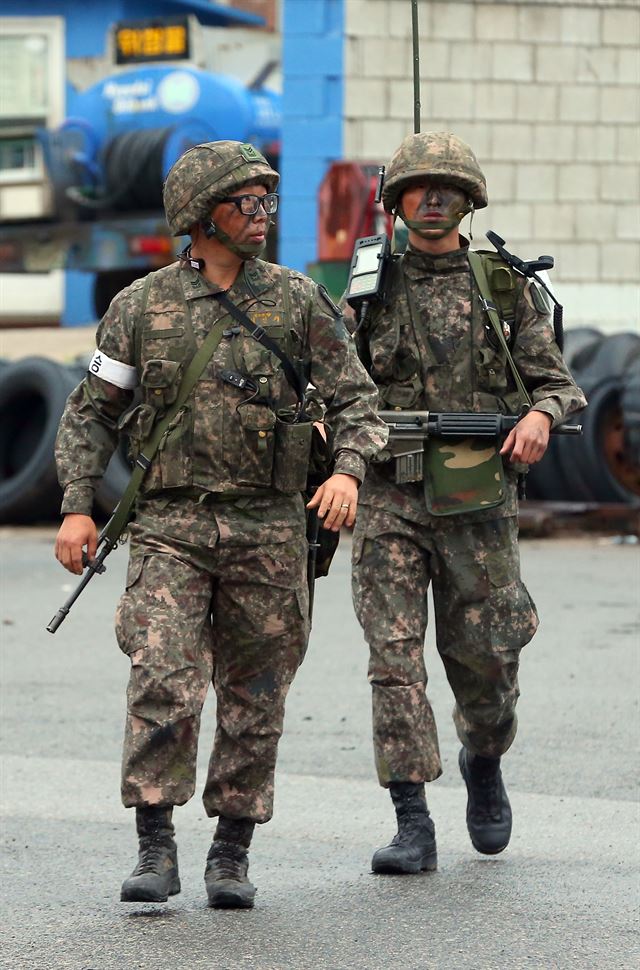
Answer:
[
  {"xmin": 280, "ymin": 0, "xmax": 344, "ymax": 273},
  {"xmin": 62, "ymin": 271, "xmax": 95, "ymax": 326}
]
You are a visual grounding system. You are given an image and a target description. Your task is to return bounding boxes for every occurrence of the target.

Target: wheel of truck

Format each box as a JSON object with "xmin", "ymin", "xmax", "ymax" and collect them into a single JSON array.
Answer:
[
  {"xmin": 93, "ymin": 269, "xmax": 146, "ymax": 320},
  {"xmin": 0, "ymin": 357, "xmax": 78, "ymax": 523}
]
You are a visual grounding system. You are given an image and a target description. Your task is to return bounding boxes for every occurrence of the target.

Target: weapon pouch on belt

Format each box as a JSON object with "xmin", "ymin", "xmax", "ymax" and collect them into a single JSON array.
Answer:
[{"xmin": 423, "ymin": 437, "xmax": 507, "ymax": 516}]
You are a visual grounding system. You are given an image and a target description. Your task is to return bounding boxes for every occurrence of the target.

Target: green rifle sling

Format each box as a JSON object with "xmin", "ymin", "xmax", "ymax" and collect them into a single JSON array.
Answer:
[
  {"xmin": 467, "ymin": 251, "xmax": 532, "ymax": 410},
  {"xmin": 102, "ymin": 314, "xmax": 229, "ymax": 545}
]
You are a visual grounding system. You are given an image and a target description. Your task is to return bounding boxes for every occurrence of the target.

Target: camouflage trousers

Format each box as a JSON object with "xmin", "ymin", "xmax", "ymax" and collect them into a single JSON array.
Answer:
[
  {"xmin": 352, "ymin": 504, "xmax": 539, "ymax": 787},
  {"xmin": 115, "ymin": 493, "xmax": 309, "ymax": 823}
]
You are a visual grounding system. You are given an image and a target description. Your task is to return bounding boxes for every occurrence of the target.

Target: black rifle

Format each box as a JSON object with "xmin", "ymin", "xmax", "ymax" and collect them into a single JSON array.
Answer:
[
  {"xmin": 306, "ymin": 496, "xmax": 321, "ymax": 623},
  {"xmin": 46, "ymin": 523, "xmax": 120, "ymax": 634},
  {"xmin": 379, "ymin": 409, "xmax": 582, "ymax": 484}
]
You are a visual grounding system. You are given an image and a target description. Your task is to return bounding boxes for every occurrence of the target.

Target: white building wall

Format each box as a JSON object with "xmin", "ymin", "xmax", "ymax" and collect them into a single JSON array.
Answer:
[{"xmin": 344, "ymin": 0, "xmax": 640, "ymax": 333}]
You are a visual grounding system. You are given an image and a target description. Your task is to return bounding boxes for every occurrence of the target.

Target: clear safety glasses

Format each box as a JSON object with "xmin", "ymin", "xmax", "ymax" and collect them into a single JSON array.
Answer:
[{"xmin": 224, "ymin": 193, "xmax": 279, "ymax": 216}]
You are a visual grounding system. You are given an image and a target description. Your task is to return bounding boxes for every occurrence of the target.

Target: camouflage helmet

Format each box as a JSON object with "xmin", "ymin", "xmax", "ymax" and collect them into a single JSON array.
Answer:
[
  {"xmin": 163, "ymin": 140, "xmax": 279, "ymax": 236},
  {"xmin": 382, "ymin": 132, "xmax": 488, "ymax": 213}
]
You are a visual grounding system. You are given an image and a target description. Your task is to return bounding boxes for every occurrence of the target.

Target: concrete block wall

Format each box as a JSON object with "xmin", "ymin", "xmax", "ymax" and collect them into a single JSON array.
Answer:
[{"xmin": 344, "ymin": 0, "xmax": 640, "ymax": 331}]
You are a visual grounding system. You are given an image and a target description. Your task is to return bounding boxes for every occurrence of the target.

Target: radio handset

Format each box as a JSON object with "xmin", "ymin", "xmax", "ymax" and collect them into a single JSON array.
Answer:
[{"xmin": 344, "ymin": 233, "xmax": 391, "ymax": 331}]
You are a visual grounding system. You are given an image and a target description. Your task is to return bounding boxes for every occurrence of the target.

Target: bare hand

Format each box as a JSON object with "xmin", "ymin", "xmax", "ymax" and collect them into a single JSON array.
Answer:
[
  {"xmin": 306, "ymin": 473, "xmax": 359, "ymax": 531},
  {"xmin": 55, "ymin": 514, "xmax": 98, "ymax": 575},
  {"xmin": 500, "ymin": 411, "xmax": 552, "ymax": 464}
]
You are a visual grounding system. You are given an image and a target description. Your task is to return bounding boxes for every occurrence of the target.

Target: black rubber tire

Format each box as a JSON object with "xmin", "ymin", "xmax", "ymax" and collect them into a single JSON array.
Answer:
[
  {"xmin": 621, "ymin": 368, "xmax": 640, "ymax": 464},
  {"xmin": 576, "ymin": 332, "xmax": 640, "ymax": 387},
  {"xmin": 526, "ymin": 432, "xmax": 583, "ymax": 501},
  {"xmin": 0, "ymin": 357, "xmax": 79, "ymax": 523},
  {"xmin": 562, "ymin": 328, "xmax": 603, "ymax": 374},
  {"xmin": 556, "ymin": 378, "xmax": 640, "ymax": 504}
]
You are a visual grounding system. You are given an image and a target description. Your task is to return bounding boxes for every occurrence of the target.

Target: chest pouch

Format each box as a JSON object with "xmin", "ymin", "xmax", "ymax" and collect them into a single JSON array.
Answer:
[
  {"xmin": 234, "ymin": 401, "xmax": 277, "ymax": 488},
  {"xmin": 423, "ymin": 437, "xmax": 506, "ymax": 516},
  {"xmin": 140, "ymin": 358, "xmax": 182, "ymax": 409}
]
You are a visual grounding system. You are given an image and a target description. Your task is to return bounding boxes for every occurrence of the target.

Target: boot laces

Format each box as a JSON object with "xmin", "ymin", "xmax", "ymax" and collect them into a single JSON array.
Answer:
[
  {"xmin": 472, "ymin": 772, "xmax": 502, "ymax": 820},
  {"xmin": 393, "ymin": 807, "xmax": 432, "ymax": 844},
  {"xmin": 134, "ymin": 837, "xmax": 172, "ymax": 875},
  {"xmin": 209, "ymin": 842, "xmax": 248, "ymax": 882}
]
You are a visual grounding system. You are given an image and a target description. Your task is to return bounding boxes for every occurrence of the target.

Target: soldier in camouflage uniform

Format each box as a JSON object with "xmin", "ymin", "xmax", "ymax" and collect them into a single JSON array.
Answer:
[
  {"xmin": 54, "ymin": 140, "xmax": 387, "ymax": 908},
  {"xmin": 350, "ymin": 132, "xmax": 586, "ymax": 874}
]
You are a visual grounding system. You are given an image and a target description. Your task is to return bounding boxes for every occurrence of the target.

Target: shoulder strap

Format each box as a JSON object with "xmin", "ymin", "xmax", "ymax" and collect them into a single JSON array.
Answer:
[
  {"xmin": 102, "ymin": 313, "xmax": 229, "ymax": 545},
  {"xmin": 468, "ymin": 251, "xmax": 532, "ymax": 409},
  {"xmin": 134, "ymin": 271, "xmax": 155, "ymax": 367},
  {"xmin": 214, "ymin": 290, "xmax": 307, "ymax": 406}
]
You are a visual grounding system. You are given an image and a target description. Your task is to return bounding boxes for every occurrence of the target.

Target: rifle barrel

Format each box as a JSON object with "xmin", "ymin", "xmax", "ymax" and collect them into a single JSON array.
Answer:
[
  {"xmin": 46, "ymin": 540, "xmax": 114, "ymax": 635},
  {"xmin": 379, "ymin": 411, "xmax": 582, "ymax": 438}
]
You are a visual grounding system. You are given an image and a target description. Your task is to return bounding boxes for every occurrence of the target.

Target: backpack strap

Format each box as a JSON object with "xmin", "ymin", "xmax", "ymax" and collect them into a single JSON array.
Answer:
[{"xmin": 468, "ymin": 251, "xmax": 532, "ymax": 410}]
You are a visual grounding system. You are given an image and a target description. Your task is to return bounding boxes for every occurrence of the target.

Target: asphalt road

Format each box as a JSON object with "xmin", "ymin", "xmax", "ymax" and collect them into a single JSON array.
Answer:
[{"xmin": 1, "ymin": 527, "xmax": 638, "ymax": 970}]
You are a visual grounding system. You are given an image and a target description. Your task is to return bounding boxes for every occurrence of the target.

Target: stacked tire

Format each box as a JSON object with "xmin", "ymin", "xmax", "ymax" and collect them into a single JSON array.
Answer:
[
  {"xmin": 0, "ymin": 356, "xmax": 131, "ymax": 524},
  {"xmin": 527, "ymin": 330, "xmax": 640, "ymax": 504},
  {"xmin": 1, "ymin": 333, "xmax": 639, "ymax": 523}
]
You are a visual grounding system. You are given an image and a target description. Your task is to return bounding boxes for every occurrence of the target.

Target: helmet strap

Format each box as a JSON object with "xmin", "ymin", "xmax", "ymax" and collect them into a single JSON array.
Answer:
[{"xmin": 199, "ymin": 219, "xmax": 270, "ymax": 259}]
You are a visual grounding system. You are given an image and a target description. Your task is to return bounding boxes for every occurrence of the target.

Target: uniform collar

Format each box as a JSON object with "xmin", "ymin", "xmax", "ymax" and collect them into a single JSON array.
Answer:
[
  {"xmin": 403, "ymin": 236, "xmax": 471, "ymax": 277},
  {"xmin": 179, "ymin": 257, "xmax": 275, "ymax": 302}
]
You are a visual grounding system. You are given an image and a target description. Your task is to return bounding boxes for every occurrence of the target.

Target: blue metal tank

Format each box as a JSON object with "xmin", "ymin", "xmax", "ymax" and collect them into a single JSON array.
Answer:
[{"xmin": 43, "ymin": 65, "xmax": 281, "ymax": 206}]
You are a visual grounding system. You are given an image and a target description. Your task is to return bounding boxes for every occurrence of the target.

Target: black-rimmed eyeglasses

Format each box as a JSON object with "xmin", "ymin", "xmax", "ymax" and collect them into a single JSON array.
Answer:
[{"xmin": 223, "ymin": 193, "xmax": 279, "ymax": 216}]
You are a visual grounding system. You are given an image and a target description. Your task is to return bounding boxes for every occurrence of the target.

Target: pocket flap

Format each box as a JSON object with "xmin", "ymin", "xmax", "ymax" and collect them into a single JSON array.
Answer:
[
  {"xmin": 125, "ymin": 555, "xmax": 145, "ymax": 590},
  {"xmin": 117, "ymin": 403, "xmax": 156, "ymax": 440},
  {"xmin": 238, "ymin": 403, "xmax": 276, "ymax": 432},
  {"xmin": 141, "ymin": 358, "xmax": 182, "ymax": 388}
]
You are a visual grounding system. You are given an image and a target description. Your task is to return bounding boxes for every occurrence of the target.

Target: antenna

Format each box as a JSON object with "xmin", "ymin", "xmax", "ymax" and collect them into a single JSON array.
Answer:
[{"xmin": 411, "ymin": 0, "xmax": 421, "ymax": 133}]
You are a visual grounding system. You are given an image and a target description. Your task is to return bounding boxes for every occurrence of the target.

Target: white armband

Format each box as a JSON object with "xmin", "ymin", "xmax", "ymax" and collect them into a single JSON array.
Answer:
[{"xmin": 87, "ymin": 350, "xmax": 139, "ymax": 389}]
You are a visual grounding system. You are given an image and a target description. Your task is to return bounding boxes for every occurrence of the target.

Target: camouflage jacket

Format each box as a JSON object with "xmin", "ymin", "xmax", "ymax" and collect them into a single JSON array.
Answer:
[
  {"xmin": 56, "ymin": 258, "xmax": 388, "ymax": 515},
  {"xmin": 352, "ymin": 240, "xmax": 587, "ymax": 523}
]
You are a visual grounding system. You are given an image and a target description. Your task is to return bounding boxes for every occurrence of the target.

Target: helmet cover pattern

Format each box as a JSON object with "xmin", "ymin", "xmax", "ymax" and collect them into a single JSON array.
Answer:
[
  {"xmin": 382, "ymin": 132, "xmax": 488, "ymax": 214},
  {"xmin": 163, "ymin": 140, "xmax": 279, "ymax": 236}
]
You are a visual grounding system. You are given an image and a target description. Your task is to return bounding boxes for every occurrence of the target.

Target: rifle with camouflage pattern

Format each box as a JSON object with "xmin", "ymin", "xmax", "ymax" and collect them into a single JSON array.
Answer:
[{"xmin": 379, "ymin": 410, "xmax": 582, "ymax": 484}]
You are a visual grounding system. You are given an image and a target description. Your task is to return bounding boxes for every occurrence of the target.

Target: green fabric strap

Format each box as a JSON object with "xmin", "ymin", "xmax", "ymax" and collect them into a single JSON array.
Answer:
[
  {"xmin": 467, "ymin": 251, "xmax": 532, "ymax": 409},
  {"xmin": 102, "ymin": 314, "xmax": 229, "ymax": 545}
]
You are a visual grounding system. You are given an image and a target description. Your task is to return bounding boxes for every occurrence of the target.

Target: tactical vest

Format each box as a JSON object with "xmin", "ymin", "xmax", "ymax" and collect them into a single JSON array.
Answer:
[
  {"xmin": 356, "ymin": 250, "xmax": 527, "ymax": 418},
  {"xmin": 118, "ymin": 261, "xmax": 313, "ymax": 496}
]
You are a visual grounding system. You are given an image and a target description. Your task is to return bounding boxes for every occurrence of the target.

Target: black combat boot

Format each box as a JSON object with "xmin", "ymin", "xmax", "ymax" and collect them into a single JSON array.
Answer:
[
  {"xmin": 459, "ymin": 747, "xmax": 513, "ymax": 855},
  {"xmin": 205, "ymin": 817, "xmax": 256, "ymax": 909},
  {"xmin": 120, "ymin": 806, "xmax": 181, "ymax": 902},
  {"xmin": 371, "ymin": 782, "xmax": 437, "ymax": 874}
]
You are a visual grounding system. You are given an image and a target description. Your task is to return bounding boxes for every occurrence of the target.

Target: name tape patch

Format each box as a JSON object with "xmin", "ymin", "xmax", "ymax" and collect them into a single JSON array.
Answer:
[{"xmin": 88, "ymin": 350, "xmax": 138, "ymax": 389}]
